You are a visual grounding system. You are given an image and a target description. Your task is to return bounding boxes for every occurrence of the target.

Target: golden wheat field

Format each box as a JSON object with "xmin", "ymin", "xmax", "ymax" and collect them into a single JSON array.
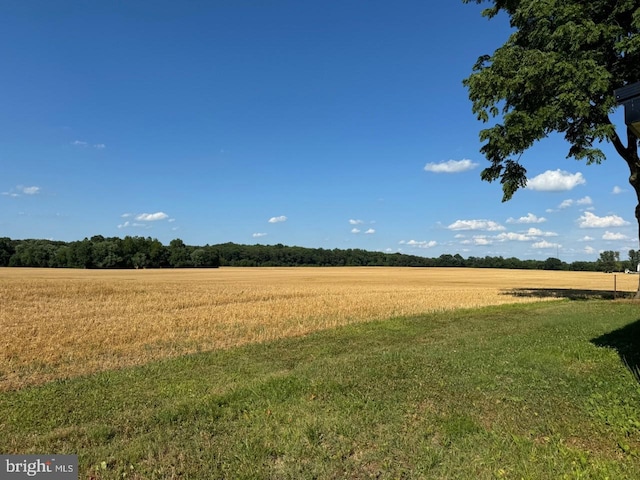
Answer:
[{"xmin": 0, "ymin": 266, "xmax": 636, "ymax": 391}]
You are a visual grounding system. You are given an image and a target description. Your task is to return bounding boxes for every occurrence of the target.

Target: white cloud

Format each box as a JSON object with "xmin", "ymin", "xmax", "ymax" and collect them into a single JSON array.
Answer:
[
  {"xmin": 21, "ymin": 186, "xmax": 40, "ymax": 195},
  {"xmin": 612, "ymin": 186, "xmax": 624, "ymax": 194},
  {"xmin": 602, "ymin": 231, "xmax": 628, "ymax": 240},
  {"xmin": 351, "ymin": 228, "xmax": 361, "ymax": 234},
  {"xmin": 447, "ymin": 219, "xmax": 505, "ymax": 231},
  {"xmin": 364, "ymin": 228, "xmax": 376, "ymax": 234},
  {"xmin": 121, "ymin": 213, "xmax": 132, "ymax": 218},
  {"xmin": 349, "ymin": 219, "xmax": 364, "ymax": 225},
  {"xmin": 493, "ymin": 227, "xmax": 556, "ymax": 243},
  {"xmin": 532, "ymin": 240, "xmax": 561, "ymax": 249},
  {"xmin": 404, "ymin": 240, "xmax": 437, "ymax": 248},
  {"xmin": 2, "ymin": 185, "xmax": 41, "ymax": 197},
  {"xmin": 580, "ymin": 236, "xmax": 594, "ymax": 241},
  {"xmin": 473, "ymin": 236, "xmax": 492, "ymax": 245},
  {"xmin": 253, "ymin": 233, "xmax": 267, "ymax": 238},
  {"xmin": 136, "ymin": 212, "xmax": 169, "ymax": 221},
  {"xmin": 576, "ymin": 196, "xmax": 592, "ymax": 206},
  {"xmin": 506, "ymin": 213, "xmax": 546, "ymax": 224},
  {"xmin": 496, "ymin": 232, "xmax": 532, "ymax": 242},
  {"xmin": 424, "ymin": 158, "xmax": 478, "ymax": 173},
  {"xmin": 268, "ymin": 215, "xmax": 287, "ymax": 223},
  {"xmin": 117, "ymin": 221, "xmax": 147, "ymax": 229},
  {"xmin": 558, "ymin": 199, "xmax": 574, "ymax": 209},
  {"xmin": 584, "ymin": 246, "xmax": 595, "ymax": 254},
  {"xmin": 578, "ymin": 211, "xmax": 630, "ymax": 228},
  {"xmin": 526, "ymin": 228, "xmax": 558, "ymax": 237},
  {"xmin": 527, "ymin": 170, "xmax": 586, "ymax": 191},
  {"xmin": 72, "ymin": 140, "xmax": 105, "ymax": 148}
]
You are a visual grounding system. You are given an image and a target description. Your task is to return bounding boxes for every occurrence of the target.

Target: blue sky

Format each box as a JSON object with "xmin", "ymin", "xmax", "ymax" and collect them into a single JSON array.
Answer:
[{"xmin": 1, "ymin": 0, "xmax": 636, "ymax": 261}]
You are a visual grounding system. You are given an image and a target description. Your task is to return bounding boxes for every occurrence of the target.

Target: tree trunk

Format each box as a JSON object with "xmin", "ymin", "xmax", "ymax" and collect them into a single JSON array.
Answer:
[
  {"xmin": 609, "ymin": 122, "xmax": 640, "ymax": 298},
  {"xmin": 626, "ymin": 139, "xmax": 640, "ymax": 299},
  {"xmin": 635, "ymin": 203, "xmax": 640, "ymax": 299}
]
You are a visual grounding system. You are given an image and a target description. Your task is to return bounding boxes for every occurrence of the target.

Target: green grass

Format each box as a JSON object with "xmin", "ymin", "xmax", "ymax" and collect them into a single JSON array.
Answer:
[{"xmin": 2, "ymin": 300, "xmax": 640, "ymax": 479}]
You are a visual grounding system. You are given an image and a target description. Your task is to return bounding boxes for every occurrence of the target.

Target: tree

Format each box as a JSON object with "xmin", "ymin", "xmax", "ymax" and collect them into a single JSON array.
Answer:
[
  {"xmin": 628, "ymin": 249, "xmax": 640, "ymax": 272},
  {"xmin": 543, "ymin": 257, "xmax": 564, "ymax": 271},
  {"xmin": 92, "ymin": 239, "xmax": 123, "ymax": 268},
  {"xmin": 570, "ymin": 260, "xmax": 598, "ymax": 272},
  {"xmin": 190, "ymin": 248, "xmax": 207, "ymax": 267},
  {"xmin": 0, "ymin": 237, "xmax": 15, "ymax": 267},
  {"xmin": 597, "ymin": 250, "xmax": 620, "ymax": 273},
  {"xmin": 10, "ymin": 240, "xmax": 58, "ymax": 267},
  {"xmin": 464, "ymin": 0, "xmax": 640, "ymax": 294},
  {"xmin": 168, "ymin": 238, "xmax": 191, "ymax": 268},
  {"xmin": 148, "ymin": 238, "xmax": 169, "ymax": 267},
  {"xmin": 131, "ymin": 252, "xmax": 148, "ymax": 269},
  {"xmin": 71, "ymin": 239, "xmax": 94, "ymax": 268}
]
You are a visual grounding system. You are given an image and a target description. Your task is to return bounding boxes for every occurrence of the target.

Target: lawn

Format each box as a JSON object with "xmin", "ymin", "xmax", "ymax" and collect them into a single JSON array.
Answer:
[{"xmin": 2, "ymin": 299, "xmax": 639, "ymax": 479}]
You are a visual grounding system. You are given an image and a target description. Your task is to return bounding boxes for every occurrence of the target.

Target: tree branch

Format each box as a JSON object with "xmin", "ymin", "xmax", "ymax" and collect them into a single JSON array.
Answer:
[{"xmin": 604, "ymin": 115, "xmax": 631, "ymax": 164}]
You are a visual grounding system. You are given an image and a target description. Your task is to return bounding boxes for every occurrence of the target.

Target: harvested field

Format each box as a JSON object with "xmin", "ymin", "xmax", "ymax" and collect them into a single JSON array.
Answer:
[{"xmin": 0, "ymin": 267, "xmax": 635, "ymax": 390}]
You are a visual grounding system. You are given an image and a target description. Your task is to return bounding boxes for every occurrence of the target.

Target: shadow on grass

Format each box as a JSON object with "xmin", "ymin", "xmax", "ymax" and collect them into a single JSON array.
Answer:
[
  {"xmin": 503, "ymin": 288, "xmax": 634, "ymax": 301},
  {"xmin": 592, "ymin": 319, "xmax": 640, "ymax": 384}
]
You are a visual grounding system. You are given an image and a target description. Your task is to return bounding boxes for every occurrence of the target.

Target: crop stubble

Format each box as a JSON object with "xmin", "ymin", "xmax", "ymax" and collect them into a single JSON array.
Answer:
[{"xmin": 0, "ymin": 267, "xmax": 634, "ymax": 390}]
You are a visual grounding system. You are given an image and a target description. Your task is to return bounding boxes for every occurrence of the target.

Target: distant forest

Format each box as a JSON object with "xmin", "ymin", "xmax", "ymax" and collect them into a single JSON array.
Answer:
[{"xmin": 0, "ymin": 236, "xmax": 633, "ymax": 272}]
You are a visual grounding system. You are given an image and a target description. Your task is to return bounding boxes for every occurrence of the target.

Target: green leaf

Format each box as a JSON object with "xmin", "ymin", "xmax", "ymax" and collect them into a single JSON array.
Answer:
[{"xmin": 464, "ymin": 0, "xmax": 639, "ymax": 201}]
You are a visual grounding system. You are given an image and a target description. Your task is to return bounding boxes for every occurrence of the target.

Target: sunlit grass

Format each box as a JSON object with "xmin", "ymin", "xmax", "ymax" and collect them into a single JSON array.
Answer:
[
  {"xmin": 1, "ymin": 300, "xmax": 639, "ymax": 479},
  {"xmin": 1, "ymin": 267, "xmax": 634, "ymax": 390}
]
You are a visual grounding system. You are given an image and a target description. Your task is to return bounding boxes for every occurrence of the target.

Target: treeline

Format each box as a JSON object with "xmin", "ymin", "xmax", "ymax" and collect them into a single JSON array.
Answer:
[
  {"xmin": 0, "ymin": 236, "xmax": 634, "ymax": 272},
  {"xmin": 0, "ymin": 236, "xmax": 219, "ymax": 269},
  {"xmin": 0, "ymin": 237, "xmax": 434, "ymax": 269}
]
